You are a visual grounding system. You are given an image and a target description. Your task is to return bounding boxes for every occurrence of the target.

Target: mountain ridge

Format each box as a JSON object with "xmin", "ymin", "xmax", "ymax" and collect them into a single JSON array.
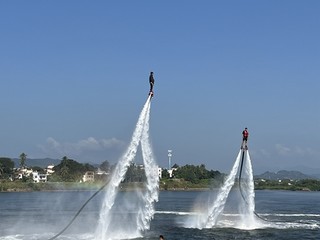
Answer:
[
  {"xmin": 254, "ymin": 170, "xmax": 318, "ymax": 180},
  {"xmin": 12, "ymin": 158, "xmax": 61, "ymax": 168}
]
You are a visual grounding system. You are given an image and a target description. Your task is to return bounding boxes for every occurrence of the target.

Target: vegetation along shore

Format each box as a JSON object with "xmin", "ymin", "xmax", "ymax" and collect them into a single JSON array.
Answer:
[{"xmin": 1, "ymin": 155, "xmax": 320, "ymax": 192}]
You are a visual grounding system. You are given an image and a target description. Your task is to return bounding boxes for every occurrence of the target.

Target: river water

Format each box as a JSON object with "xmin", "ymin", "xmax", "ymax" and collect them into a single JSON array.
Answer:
[{"xmin": 0, "ymin": 190, "xmax": 319, "ymax": 239}]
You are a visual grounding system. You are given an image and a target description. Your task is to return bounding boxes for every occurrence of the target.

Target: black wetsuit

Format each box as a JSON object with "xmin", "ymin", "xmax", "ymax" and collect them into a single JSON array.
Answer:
[{"xmin": 149, "ymin": 73, "xmax": 154, "ymax": 92}]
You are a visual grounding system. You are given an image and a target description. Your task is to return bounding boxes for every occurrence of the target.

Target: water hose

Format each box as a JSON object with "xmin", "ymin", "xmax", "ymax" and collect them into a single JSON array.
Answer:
[{"xmin": 48, "ymin": 182, "xmax": 108, "ymax": 240}]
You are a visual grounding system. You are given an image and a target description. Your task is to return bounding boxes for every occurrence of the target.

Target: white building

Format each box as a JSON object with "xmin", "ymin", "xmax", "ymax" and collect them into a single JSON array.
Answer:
[
  {"xmin": 158, "ymin": 167, "xmax": 162, "ymax": 178},
  {"xmin": 83, "ymin": 171, "xmax": 94, "ymax": 182},
  {"xmin": 18, "ymin": 168, "xmax": 33, "ymax": 179},
  {"xmin": 46, "ymin": 165, "xmax": 55, "ymax": 175},
  {"xmin": 168, "ymin": 167, "xmax": 177, "ymax": 178},
  {"xmin": 33, "ymin": 172, "xmax": 47, "ymax": 183},
  {"xmin": 96, "ymin": 168, "xmax": 108, "ymax": 175}
]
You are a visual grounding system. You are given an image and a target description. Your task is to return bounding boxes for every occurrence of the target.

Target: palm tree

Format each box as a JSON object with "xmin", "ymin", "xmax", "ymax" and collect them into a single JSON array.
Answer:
[{"xmin": 19, "ymin": 153, "xmax": 27, "ymax": 169}]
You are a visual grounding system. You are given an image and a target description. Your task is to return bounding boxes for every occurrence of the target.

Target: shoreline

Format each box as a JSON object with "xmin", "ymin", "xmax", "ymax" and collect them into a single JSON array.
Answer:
[{"xmin": 1, "ymin": 179, "xmax": 318, "ymax": 192}]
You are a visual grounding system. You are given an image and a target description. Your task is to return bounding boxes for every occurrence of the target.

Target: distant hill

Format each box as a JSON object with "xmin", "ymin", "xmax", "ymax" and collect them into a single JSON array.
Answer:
[
  {"xmin": 254, "ymin": 170, "xmax": 317, "ymax": 180},
  {"xmin": 285, "ymin": 165, "xmax": 320, "ymax": 179},
  {"xmin": 12, "ymin": 158, "xmax": 61, "ymax": 168},
  {"xmin": 310, "ymin": 173, "xmax": 320, "ymax": 179}
]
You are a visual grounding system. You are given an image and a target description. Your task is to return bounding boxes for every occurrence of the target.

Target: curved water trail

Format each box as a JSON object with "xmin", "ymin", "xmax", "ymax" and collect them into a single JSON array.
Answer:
[
  {"xmin": 237, "ymin": 150, "xmax": 257, "ymax": 228},
  {"xmin": 137, "ymin": 101, "xmax": 159, "ymax": 231},
  {"xmin": 204, "ymin": 150, "xmax": 242, "ymax": 228},
  {"xmin": 185, "ymin": 150, "xmax": 242, "ymax": 229},
  {"xmin": 95, "ymin": 96, "xmax": 151, "ymax": 239},
  {"xmin": 184, "ymin": 149, "xmax": 265, "ymax": 229}
]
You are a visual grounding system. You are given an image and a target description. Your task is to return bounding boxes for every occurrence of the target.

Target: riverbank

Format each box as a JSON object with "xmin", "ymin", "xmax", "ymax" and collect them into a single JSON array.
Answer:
[
  {"xmin": 0, "ymin": 181, "xmax": 101, "ymax": 192},
  {"xmin": 0, "ymin": 182, "xmax": 209, "ymax": 192},
  {"xmin": 1, "ymin": 180, "xmax": 319, "ymax": 192}
]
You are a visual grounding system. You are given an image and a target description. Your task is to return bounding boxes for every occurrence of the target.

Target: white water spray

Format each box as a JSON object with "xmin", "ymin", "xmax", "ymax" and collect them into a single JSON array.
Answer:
[
  {"xmin": 237, "ymin": 150, "xmax": 256, "ymax": 228},
  {"xmin": 186, "ymin": 150, "xmax": 241, "ymax": 229},
  {"xmin": 137, "ymin": 102, "xmax": 159, "ymax": 231},
  {"xmin": 185, "ymin": 149, "xmax": 262, "ymax": 229},
  {"xmin": 95, "ymin": 95, "xmax": 159, "ymax": 239},
  {"xmin": 204, "ymin": 150, "xmax": 242, "ymax": 228}
]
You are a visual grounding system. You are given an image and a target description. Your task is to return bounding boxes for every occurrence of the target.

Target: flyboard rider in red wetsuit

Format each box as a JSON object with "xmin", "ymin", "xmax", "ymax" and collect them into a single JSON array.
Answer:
[{"xmin": 241, "ymin": 128, "xmax": 249, "ymax": 150}]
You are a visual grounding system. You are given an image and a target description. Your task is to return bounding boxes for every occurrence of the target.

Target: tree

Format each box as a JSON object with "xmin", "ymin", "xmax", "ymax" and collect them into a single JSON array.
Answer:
[
  {"xmin": 100, "ymin": 160, "xmax": 110, "ymax": 172},
  {"xmin": 123, "ymin": 163, "xmax": 146, "ymax": 182},
  {"xmin": 161, "ymin": 169, "xmax": 170, "ymax": 179},
  {"xmin": 84, "ymin": 163, "xmax": 95, "ymax": 172},
  {"xmin": 0, "ymin": 157, "xmax": 14, "ymax": 178},
  {"xmin": 173, "ymin": 164, "xmax": 223, "ymax": 184},
  {"xmin": 172, "ymin": 163, "xmax": 179, "ymax": 168},
  {"xmin": 52, "ymin": 156, "xmax": 95, "ymax": 182},
  {"xmin": 19, "ymin": 153, "xmax": 27, "ymax": 168},
  {"xmin": 208, "ymin": 169, "xmax": 223, "ymax": 179},
  {"xmin": 0, "ymin": 162, "xmax": 4, "ymax": 177},
  {"xmin": 32, "ymin": 166, "xmax": 45, "ymax": 174},
  {"xmin": 174, "ymin": 164, "xmax": 198, "ymax": 183}
]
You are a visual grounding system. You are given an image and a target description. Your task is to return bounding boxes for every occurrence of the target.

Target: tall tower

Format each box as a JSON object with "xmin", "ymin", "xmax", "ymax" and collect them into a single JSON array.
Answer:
[{"xmin": 168, "ymin": 150, "xmax": 172, "ymax": 170}]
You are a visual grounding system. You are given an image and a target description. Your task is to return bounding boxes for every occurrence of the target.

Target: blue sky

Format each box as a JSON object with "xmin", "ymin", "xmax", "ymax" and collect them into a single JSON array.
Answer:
[{"xmin": 1, "ymin": 1, "xmax": 319, "ymax": 174}]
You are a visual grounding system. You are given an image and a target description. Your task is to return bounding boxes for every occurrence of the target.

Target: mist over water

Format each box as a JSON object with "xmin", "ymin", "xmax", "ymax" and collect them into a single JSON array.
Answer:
[
  {"xmin": 95, "ymin": 96, "xmax": 159, "ymax": 239},
  {"xmin": 237, "ymin": 150, "xmax": 256, "ymax": 229},
  {"xmin": 137, "ymin": 101, "xmax": 159, "ymax": 231},
  {"xmin": 1, "ymin": 173, "xmax": 320, "ymax": 239},
  {"xmin": 184, "ymin": 149, "xmax": 265, "ymax": 230},
  {"xmin": 0, "ymin": 96, "xmax": 160, "ymax": 240},
  {"xmin": 183, "ymin": 150, "xmax": 242, "ymax": 229}
]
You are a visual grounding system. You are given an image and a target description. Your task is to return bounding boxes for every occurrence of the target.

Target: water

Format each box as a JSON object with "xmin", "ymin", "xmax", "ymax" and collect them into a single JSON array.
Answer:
[
  {"xmin": 184, "ymin": 149, "xmax": 259, "ymax": 230},
  {"xmin": 237, "ymin": 150, "xmax": 256, "ymax": 228},
  {"xmin": 0, "ymin": 190, "xmax": 319, "ymax": 239},
  {"xmin": 185, "ymin": 150, "xmax": 242, "ymax": 229},
  {"xmin": 138, "ymin": 100, "xmax": 159, "ymax": 232},
  {"xmin": 96, "ymin": 95, "xmax": 159, "ymax": 239},
  {"xmin": 1, "ymin": 101, "xmax": 319, "ymax": 240}
]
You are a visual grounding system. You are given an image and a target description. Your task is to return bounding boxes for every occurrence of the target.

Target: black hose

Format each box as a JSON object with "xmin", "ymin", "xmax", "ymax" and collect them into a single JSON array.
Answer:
[
  {"xmin": 48, "ymin": 182, "xmax": 109, "ymax": 240},
  {"xmin": 49, "ymin": 96, "xmax": 153, "ymax": 239},
  {"xmin": 238, "ymin": 149, "xmax": 296, "ymax": 224},
  {"xmin": 238, "ymin": 150, "xmax": 245, "ymax": 182}
]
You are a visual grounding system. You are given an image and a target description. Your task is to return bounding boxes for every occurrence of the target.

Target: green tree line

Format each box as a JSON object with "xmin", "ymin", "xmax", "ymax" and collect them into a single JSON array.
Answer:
[
  {"xmin": 170, "ymin": 164, "xmax": 223, "ymax": 184},
  {"xmin": 2, "ymin": 155, "xmax": 320, "ymax": 191}
]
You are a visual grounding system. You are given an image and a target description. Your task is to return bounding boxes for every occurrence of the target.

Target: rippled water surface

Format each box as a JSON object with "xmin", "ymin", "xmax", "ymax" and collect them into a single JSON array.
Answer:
[{"xmin": 0, "ymin": 190, "xmax": 319, "ymax": 239}]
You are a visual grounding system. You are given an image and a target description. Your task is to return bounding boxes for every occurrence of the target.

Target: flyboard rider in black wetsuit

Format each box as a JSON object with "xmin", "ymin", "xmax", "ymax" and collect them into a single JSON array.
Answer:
[{"xmin": 149, "ymin": 71, "xmax": 155, "ymax": 97}]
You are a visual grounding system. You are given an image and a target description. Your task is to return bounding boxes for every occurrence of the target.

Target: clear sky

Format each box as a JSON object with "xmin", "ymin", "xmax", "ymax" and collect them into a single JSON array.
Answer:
[{"xmin": 1, "ymin": 1, "xmax": 319, "ymax": 174}]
